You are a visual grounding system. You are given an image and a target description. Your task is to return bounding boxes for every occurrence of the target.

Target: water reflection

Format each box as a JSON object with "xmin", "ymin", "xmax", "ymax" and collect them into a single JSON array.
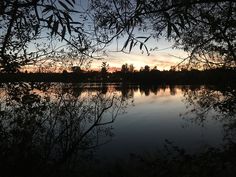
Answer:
[
  {"xmin": 0, "ymin": 82, "xmax": 129, "ymax": 176},
  {"xmin": 0, "ymin": 83, "xmax": 235, "ymax": 176},
  {"xmin": 181, "ymin": 86, "xmax": 236, "ymax": 143}
]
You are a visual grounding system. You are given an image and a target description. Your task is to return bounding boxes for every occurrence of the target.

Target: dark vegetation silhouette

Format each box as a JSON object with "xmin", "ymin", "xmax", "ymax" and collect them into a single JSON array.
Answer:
[
  {"xmin": 0, "ymin": 0, "xmax": 235, "ymax": 72},
  {"xmin": 0, "ymin": 0, "xmax": 236, "ymax": 176},
  {"xmin": 0, "ymin": 82, "xmax": 129, "ymax": 177},
  {"xmin": 181, "ymin": 85, "xmax": 236, "ymax": 142},
  {"xmin": 92, "ymin": 0, "xmax": 236, "ymax": 68},
  {"xmin": 0, "ymin": 0, "xmax": 106, "ymax": 73},
  {"xmin": 100, "ymin": 62, "xmax": 109, "ymax": 78},
  {"xmin": 0, "ymin": 66, "xmax": 235, "ymax": 85},
  {"xmin": 100, "ymin": 143, "xmax": 236, "ymax": 177}
]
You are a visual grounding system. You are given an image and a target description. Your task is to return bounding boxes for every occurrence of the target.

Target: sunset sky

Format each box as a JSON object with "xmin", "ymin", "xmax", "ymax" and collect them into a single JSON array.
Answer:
[
  {"xmin": 23, "ymin": 0, "xmax": 189, "ymax": 72},
  {"xmin": 25, "ymin": 39, "xmax": 188, "ymax": 72},
  {"xmin": 90, "ymin": 38, "xmax": 188, "ymax": 71},
  {"xmin": 77, "ymin": 0, "xmax": 188, "ymax": 71}
]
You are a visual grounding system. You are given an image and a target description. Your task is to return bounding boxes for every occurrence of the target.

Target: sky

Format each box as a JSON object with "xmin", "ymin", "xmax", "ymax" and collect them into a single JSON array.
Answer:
[
  {"xmin": 77, "ymin": 0, "xmax": 188, "ymax": 71},
  {"xmin": 23, "ymin": 0, "xmax": 189, "ymax": 72},
  {"xmin": 90, "ymin": 38, "xmax": 188, "ymax": 71}
]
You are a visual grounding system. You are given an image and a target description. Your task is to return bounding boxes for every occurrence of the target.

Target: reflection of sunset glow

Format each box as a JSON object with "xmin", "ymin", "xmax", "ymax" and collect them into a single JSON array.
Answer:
[
  {"xmin": 33, "ymin": 84, "xmax": 185, "ymax": 102},
  {"xmin": 0, "ymin": 84, "xmax": 188, "ymax": 104},
  {"xmin": 133, "ymin": 87, "xmax": 184, "ymax": 104}
]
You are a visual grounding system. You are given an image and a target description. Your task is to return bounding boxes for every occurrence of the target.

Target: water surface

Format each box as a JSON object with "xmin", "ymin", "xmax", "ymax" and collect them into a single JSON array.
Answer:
[{"xmin": 0, "ymin": 83, "xmax": 235, "ymax": 175}]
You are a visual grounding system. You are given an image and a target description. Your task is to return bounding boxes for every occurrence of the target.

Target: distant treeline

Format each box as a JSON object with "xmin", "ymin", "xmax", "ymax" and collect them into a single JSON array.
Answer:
[{"xmin": 0, "ymin": 68, "xmax": 235, "ymax": 85}]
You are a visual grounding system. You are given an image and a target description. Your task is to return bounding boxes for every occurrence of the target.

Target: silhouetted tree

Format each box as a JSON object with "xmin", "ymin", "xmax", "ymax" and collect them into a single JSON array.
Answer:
[
  {"xmin": 144, "ymin": 65, "xmax": 150, "ymax": 72},
  {"xmin": 170, "ymin": 66, "xmax": 176, "ymax": 72},
  {"xmin": 91, "ymin": 0, "xmax": 236, "ymax": 68},
  {"xmin": 129, "ymin": 64, "xmax": 135, "ymax": 72},
  {"xmin": 101, "ymin": 62, "xmax": 109, "ymax": 76},
  {"xmin": 0, "ymin": 0, "xmax": 105, "ymax": 72},
  {"xmin": 121, "ymin": 63, "xmax": 129, "ymax": 73},
  {"xmin": 151, "ymin": 66, "xmax": 158, "ymax": 72},
  {"xmin": 2, "ymin": 0, "xmax": 234, "ymax": 73},
  {"xmin": 0, "ymin": 82, "xmax": 128, "ymax": 176},
  {"xmin": 71, "ymin": 66, "xmax": 82, "ymax": 73}
]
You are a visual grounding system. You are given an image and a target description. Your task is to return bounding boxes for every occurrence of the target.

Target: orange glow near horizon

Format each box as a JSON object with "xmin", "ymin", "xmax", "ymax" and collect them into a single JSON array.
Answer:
[
  {"xmin": 20, "ymin": 47, "xmax": 188, "ymax": 73},
  {"xmin": 91, "ymin": 48, "xmax": 188, "ymax": 71}
]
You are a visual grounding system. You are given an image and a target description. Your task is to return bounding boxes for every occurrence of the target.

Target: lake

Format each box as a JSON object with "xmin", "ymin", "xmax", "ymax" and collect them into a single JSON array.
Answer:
[{"xmin": 0, "ymin": 82, "xmax": 235, "ymax": 175}]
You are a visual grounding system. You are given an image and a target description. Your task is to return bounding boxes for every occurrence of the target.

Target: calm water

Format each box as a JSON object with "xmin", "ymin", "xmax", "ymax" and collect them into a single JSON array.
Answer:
[
  {"xmin": 0, "ymin": 82, "xmax": 235, "ymax": 171},
  {"xmin": 97, "ymin": 86, "xmax": 223, "ymax": 160}
]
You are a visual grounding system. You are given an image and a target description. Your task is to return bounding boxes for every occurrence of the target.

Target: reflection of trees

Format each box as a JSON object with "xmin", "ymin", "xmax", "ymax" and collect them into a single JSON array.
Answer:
[
  {"xmin": 115, "ymin": 84, "xmax": 135, "ymax": 99},
  {"xmin": 182, "ymin": 86, "xmax": 236, "ymax": 142},
  {"xmin": 100, "ymin": 85, "xmax": 236, "ymax": 177},
  {"xmin": 0, "ymin": 82, "xmax": 128, "ymax": 176},
  {"xmin": 113, "ymin": 84, "xmax": 184, "ymax": 97},
  {"xmin": 140, "ymin": 85, "xmax": 151, "ymax": 96},
  {"xmin": 169, "ymin": 85, "xmax": 177, "ymax": 96}
]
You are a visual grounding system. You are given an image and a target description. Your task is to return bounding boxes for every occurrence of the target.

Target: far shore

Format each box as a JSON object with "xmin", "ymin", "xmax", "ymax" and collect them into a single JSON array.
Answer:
[{"xmin": 0, "ymin": 68, "xmax": 235, "ymax": 85}]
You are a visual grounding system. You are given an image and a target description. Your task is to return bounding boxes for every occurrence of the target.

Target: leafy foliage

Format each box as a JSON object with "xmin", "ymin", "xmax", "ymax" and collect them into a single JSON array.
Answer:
[
  {"xmin": 0, "ymin": 82, "xmax": 128, "ymax": 176},
  {"xmin": 1, "ymin": 0, "xmax": 235, "ymax": 72},
  {"xmin": 0, "ymin": 0, "xmax": 104, "ymax": 72},
  {"xmin": 101, "ymin": 61, "xmax": 109, "ymax": 75},
  {"xmin": 91, "ymin": 0, "xmax": 236, "ymax": 68}
]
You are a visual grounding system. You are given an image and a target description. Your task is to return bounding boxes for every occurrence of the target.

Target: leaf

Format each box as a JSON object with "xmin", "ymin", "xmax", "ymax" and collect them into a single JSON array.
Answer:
[
  {"xmin": 68, "ymin": 9, "xmax": 79, "ymax": 13},
  {"xmin": 34, "ymin": 24, "xmax": 39, "ymax": 35},
  {"xmin": 67, "ymin": 22, "xmax": 71, "ymax": 35},
  {"xmin": 140, "ymin": 42, "xmax": 143, "ymax": 50},
  {"xmin": 51, "ymin": 21, "xmax": 59, "ymax": 36},
  {"xmin": 78, "ymin": 35, "xmax": 82, "ymax": 45},
  {"xmin": 183, "ymin": 13, "xmax": 190, "ymax": 26},
  {"xmin": 178, "ymin": 14, "xmax": 185, "ymax": 28},
  {"xmin": 109, "ymin": 22, "xmax": 114, "ymax": 29},
  {"xmin": 63, "ymin": 13, "xmax": 71, "ymax": 34},
  {"xmin": 48, "ymin": 15, "xmax": 53, "ymax": 26},
  {"xmin": 116, "ymin": 23, "xmax": 121, "ymax": 33},
  {"xmin": 70, "ymin": 21, "xmax": 82, "ymax": 24},
  {"xmin": 61, "ymin": 26, "xmax": 66, "ymax": 40},
  {"xmin": 65, "ymin": 0, "xmax": 74, "ymax": 7},
  {"xmin": 163, "ymin": 12, "xmax": 170, "ymax": 20},
  {"xmin": 56, "ymin": 13, "xmax": 64, "ymax": 27},
  {"xmin": 136, "ymin": 36, "xmax": 147, "ymax": 39},
  {"xmin": 123, "ymin": 39, "xmax": 129, "ymax": 49},
  {"xmin": 144, "ymin": 45, "xmax": 149, "ymax": 55},
  {"xmin": 172, "ymin": 24, "xmax": 180, "ymax": 37},
  {"xmin": 144, "ymin": 36, "xmax": 151, "ymax": 43},
  {"xmin": 167, "ymin": 22, "xmax": 172, "ymax": 38},
  {"xmin": 63, "ymin": 11, "xmax": 72, "ymax": 21},
  {"xmin": 42, "ymin": 5, "xmax": 54, "ymax": 13},
  {"xmin": 129, "ymin": 39, "xmax": 134, "ymax": 53},
  {"xmin": 59, "ymin": 1, "xmax": 70, "ymax": 11}
]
